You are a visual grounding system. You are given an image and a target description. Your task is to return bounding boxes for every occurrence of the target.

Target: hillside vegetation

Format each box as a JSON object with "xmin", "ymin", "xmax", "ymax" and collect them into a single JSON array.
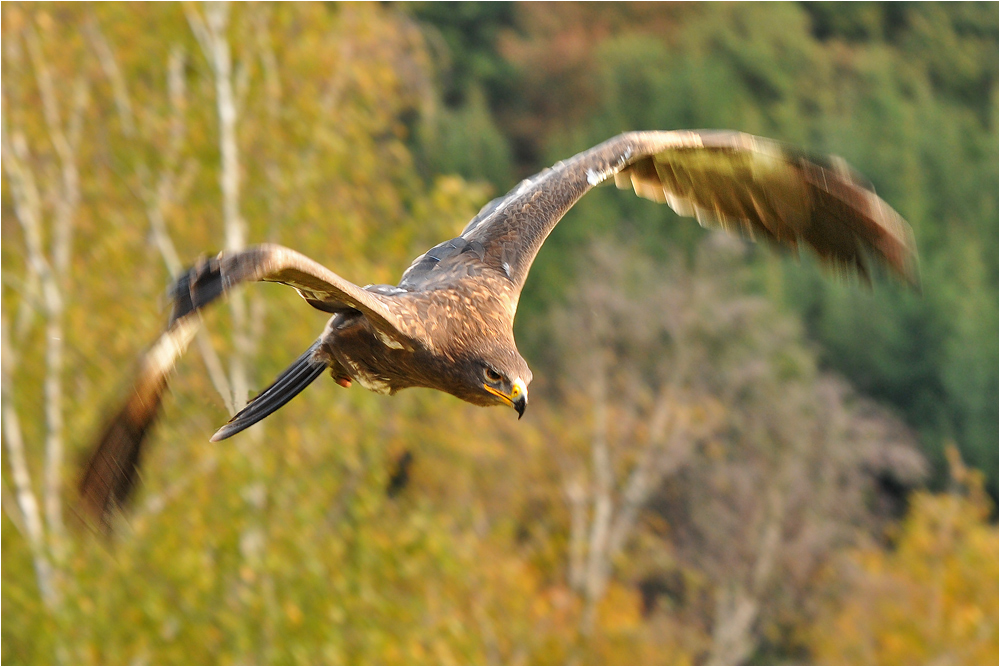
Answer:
[{"xmin": 3, "ymin": 3, "xmax": 996, "ymax": 663}]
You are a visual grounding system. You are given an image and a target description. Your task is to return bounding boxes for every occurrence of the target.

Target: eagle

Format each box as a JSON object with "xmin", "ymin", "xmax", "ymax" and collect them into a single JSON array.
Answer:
[{"xmin": 79, "ymin": 130, "xmax": 918, "ymax": 528}]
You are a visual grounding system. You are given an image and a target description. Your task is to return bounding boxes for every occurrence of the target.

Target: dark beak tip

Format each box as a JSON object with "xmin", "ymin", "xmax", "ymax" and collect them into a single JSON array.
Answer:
[{"xmin": 514, "ymin": 398, "xmax": 527, "ymax": 420}]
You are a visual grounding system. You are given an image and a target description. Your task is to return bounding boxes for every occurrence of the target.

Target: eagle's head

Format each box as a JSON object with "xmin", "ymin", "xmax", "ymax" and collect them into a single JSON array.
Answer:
[
  {"xmin": 479, "ymin": 362, "xmax": 529, "ymax": 419},
  {"xmin": 452, "ymin": 346, "xmax": 531, "ymax": 418}
]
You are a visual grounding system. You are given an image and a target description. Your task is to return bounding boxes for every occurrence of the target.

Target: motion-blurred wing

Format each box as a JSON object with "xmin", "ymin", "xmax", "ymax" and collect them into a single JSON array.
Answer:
[
  {"xmin": 459, "ymin": 130, "xmax": 918, "ymax": 301},
  {"xmin": 78, "ymin": 244, "xmax": 412, "ymax": 530},
  {"xmin": 78, "ymin": 317, "xmax": 198, "ymax": 532}
]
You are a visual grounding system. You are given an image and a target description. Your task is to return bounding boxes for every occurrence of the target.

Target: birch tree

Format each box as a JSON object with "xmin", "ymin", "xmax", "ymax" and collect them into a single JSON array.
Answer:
[
  {"xmin": 547, "ymin": 238, "xmax": 925, "ymax": 659},
  {"xmin": 550, "ymin": 241, "xmax": 729, "ymax": 630},
  {"xmin": 186, "ymin": 1, "xmax": 254, "ymax": 412},
  {"xmin": 1, "ymin": 12, "xmax": 89, "ymax": 608}
]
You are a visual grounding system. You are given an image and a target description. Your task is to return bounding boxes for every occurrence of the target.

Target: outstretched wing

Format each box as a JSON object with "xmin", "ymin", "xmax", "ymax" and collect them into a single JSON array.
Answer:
[
  {"xmin": 78, "ymin": 244, "xmax": 411, "ymax": 530},
  {"xmin": 458, "ymin": 130, "xmax": 918, "ymax": 302},
  {"xmin": 78, "ymin": 315, "xmax": 199, "ymax": 532},
  {"xmin": 177, "ymin": 243, "xmax": 414, "ymax": 342}
]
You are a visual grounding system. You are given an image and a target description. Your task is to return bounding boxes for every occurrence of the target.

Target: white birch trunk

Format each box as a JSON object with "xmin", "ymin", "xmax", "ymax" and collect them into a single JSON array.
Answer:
[
  {"xmin": 89, "ymin": 21, "xmax": 239, "ymax": 415},
  {"xmin": 189, "ymin": 1, "xmax": 251, "ymax": 412},
  {"xmin": 1, "ymin": 318, "xmax": 58, "ymax": 608},
  {"xmin": 1, "ymin": 22, "xmax": 88, "ymax": 606}
]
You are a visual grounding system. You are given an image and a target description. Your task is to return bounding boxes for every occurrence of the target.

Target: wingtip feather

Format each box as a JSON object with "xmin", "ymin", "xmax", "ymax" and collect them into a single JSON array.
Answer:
[{"xmin": 77, "ymin": 318, "xmax": 199, "ymax": 533}]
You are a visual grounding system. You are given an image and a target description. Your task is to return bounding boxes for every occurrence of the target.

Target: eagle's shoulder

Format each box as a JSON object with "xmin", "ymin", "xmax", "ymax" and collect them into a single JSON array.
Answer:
[{"xmin": 397, "ymin": 236, "xmax": 493, "ymax": 291}]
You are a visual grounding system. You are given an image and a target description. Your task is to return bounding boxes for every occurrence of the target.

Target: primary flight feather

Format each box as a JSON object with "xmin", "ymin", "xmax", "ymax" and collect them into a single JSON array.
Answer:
[{"xmin": 79, "ymin": 130, "xmax": 918, "ymax": 529}]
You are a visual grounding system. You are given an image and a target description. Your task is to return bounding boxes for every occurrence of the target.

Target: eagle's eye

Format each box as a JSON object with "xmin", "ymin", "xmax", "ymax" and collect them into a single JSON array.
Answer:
[{"xmin": 483, "ymin": 367, "xmax": 503, "ymax": 383}]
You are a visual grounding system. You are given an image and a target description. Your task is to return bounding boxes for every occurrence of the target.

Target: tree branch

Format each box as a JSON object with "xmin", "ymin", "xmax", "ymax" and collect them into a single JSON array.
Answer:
[
  {"xmin": 187, "ymin": 1, "xmax": 250, "ymax": 411},
  {"xmin": 1, "ymin": 316, "xmax": 58, "ymax": 608},
  {"xmin": 89, "ymin": 24, "xmax": 237, "ymax": 415},
  {"xmin": 582, "ymin": 350, "xmax": 613, "ymax": 629},
  {"xmin": 84, "ymin": 17, "xmax": 135, "ymax": 137}
]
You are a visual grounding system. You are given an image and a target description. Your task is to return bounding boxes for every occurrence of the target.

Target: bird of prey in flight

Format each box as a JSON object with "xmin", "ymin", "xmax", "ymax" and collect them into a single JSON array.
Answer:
[{"xmin": 79, "ymin": 130, "xmax": 918, "ymax": 529}]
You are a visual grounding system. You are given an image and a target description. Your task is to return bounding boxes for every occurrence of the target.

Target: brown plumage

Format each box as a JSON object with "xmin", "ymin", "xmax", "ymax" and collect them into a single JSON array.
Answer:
[{"xmin": 78, "ymin": 130, "xmax": 918, "ymax": 530}]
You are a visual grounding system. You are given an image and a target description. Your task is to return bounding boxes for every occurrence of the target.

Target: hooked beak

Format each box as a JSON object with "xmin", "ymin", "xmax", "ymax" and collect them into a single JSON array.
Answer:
[
  {"xmin": 484, "ymin": 377, "xmax": 528, "ymax": 419},
  {"xmin": 511, "ymin": 377, "xmax": 528, "ymax": 419}
]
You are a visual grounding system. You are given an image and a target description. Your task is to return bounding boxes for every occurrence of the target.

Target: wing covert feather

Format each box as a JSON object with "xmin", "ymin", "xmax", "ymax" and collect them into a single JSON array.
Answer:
[{"xmin": 197, "ymin": 244, "xmax": 413, "ymax": 344}]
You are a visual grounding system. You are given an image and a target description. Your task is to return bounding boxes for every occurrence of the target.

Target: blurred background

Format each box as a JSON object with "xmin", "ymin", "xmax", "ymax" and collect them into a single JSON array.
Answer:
[{"xmin": 2, "ymin": 2, "xmax": 996, "ymax": 664}]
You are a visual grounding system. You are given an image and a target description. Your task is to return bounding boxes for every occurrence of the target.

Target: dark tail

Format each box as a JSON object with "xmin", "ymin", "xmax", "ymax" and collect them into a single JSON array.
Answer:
[{"xmin": 210, "ymin": 342, "xmax": 327, "ymax": 442}]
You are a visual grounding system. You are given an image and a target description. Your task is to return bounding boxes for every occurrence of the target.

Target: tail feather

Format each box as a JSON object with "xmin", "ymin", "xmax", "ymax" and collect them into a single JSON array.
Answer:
[{"xmin": 210, "ymin": 342, "xmax": 327, "ymax": 442}]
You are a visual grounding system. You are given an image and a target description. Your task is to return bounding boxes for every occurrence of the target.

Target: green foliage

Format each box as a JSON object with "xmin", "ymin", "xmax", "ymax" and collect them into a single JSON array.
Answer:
[
  {"xmin": 407, "ymin": 1, "xmax": 519, "ymax": 108},
  {"xmin": 415, "ymin": 85, "xmax": 514, "ymax": 188},
  {"xmin": 437, "ymin": 1, "xmax": 998, "ymax": 497},
  {"xmin": 3, "ymin": 3, "xmax": 996, "ymax": 665},
  {"xmin": 1, "ymin": 4, "xmax": 683, "ymax": 663}
]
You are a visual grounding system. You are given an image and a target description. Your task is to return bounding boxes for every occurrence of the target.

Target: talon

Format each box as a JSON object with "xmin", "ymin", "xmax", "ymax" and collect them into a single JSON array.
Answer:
[{"xmin": 336, "ymin": 377, "xmax": 352, "ymax": 388}]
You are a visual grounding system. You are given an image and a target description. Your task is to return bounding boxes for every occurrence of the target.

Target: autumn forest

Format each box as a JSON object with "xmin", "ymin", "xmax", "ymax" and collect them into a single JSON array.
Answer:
[{"xmin": 2, "ymin": 3, "xmax": 997, "ymax": 664}]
